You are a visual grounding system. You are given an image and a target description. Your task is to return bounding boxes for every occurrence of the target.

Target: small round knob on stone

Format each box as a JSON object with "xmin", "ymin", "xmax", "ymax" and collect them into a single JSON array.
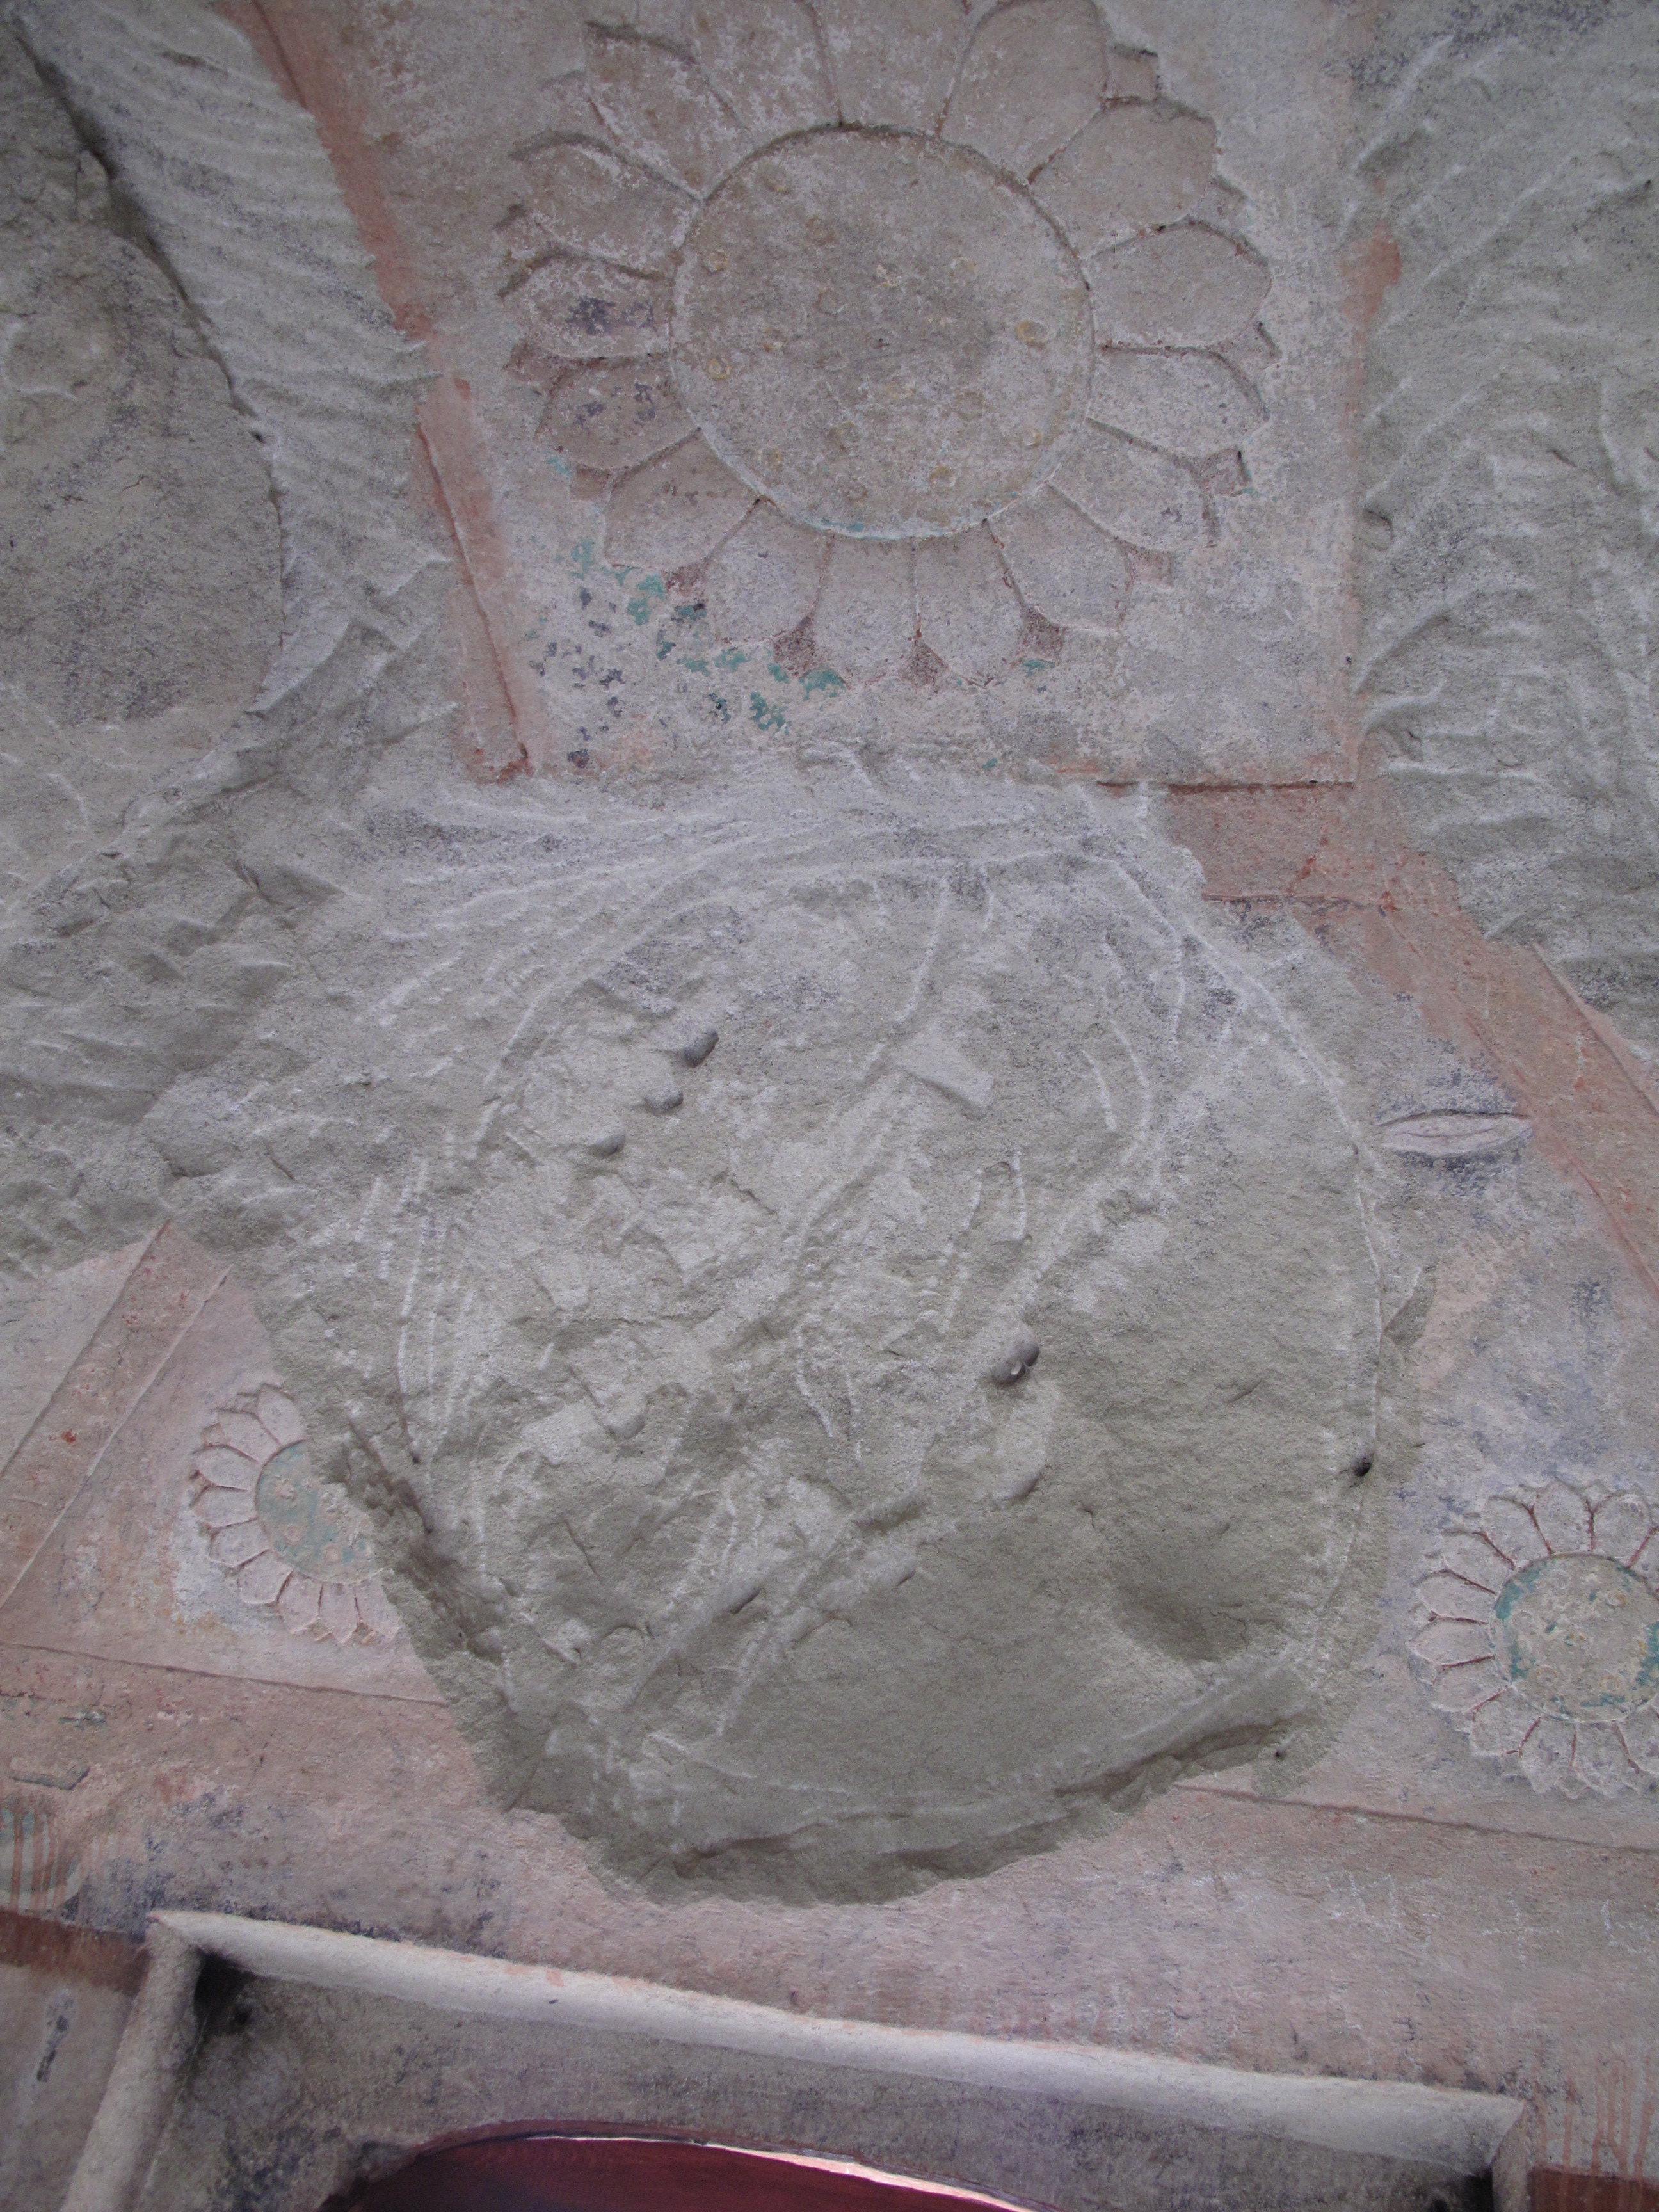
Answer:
[
  {"xmin": 679, "ymin": 1025, "xmax": 719, "ymax": 1067},
  {"xmin": 989, "ymin": 1329, "xmax": 1040, "ymax": 1385}
]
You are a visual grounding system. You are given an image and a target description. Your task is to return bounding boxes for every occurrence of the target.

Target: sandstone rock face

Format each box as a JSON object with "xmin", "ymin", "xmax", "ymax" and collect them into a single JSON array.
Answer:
[
  {"xmin": 0, "ymin": 31, "xmax": 279, "ymax": 732},
  {"xmin": 233, "ymin": 781, "xmax": 1376, "ymax": 1895},
  {"xmin": 0, "ymin": 24, "xmax": 282, "ymax": 921},
  {"xmin": 1357, "ymin": 3, "xmax": 1659, "ymax": 1066},
  {"xmin": 3, "ymin": 0, "xmax": 1658, "ymax": 1990}
]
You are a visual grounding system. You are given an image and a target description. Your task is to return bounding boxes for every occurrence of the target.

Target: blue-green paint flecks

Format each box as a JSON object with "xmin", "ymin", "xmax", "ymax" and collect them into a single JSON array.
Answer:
[
  {"xmin": 1493, "ymin": 1553, "xmax": 1659, "ymax": 1720},
  {"xmin": 749, "ymin": 692, "xmax": 787, "ymax": 732},
  {"xmin": 627, "ymin": 575, "xmax": 666, "ymax": 625},
  {"xmin": 255, "ymin": 1443, "xmax": 377, "ymax": 1584}
]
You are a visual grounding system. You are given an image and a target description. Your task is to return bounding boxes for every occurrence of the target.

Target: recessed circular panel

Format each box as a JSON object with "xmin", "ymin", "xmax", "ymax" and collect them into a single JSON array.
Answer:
[{"xmin": 673, "ymin": 131, "xmax": 1093, "ymax": 538}]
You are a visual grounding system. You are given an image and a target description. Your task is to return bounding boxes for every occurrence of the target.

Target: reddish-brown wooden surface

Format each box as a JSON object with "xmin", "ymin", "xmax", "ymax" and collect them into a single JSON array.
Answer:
[{"xmin": 327, "ymin": 2131, "xmax": 1036, "ymax": 2212}]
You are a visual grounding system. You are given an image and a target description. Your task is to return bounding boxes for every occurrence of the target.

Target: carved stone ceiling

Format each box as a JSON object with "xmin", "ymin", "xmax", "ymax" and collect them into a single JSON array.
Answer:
[{"xmin": 1, "ymin": 0, "xmax": 1658, "ymax": 2186}]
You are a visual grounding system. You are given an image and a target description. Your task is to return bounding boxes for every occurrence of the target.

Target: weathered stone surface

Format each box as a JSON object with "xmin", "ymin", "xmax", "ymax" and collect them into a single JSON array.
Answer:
[
  {"xmin": 6, "ymin": 8, "xmax": 1659, "ymax": 2177},
  {"xmin": 0, "ymin": 29, "xmax": 279, "ymax": 733},
  {"xmin": 28, "ymin": 769, "xmax": 1374, "ymax": 1899},
  {"xmin": 1356, "ymin": 4, "xmax": 1659, "ymax": 1068}
]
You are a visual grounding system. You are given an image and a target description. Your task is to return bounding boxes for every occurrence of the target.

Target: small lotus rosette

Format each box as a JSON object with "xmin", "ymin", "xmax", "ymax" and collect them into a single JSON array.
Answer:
[
  {"xmin": 1413, "ymin": 1479, "xmax": 1659, "ymax": 1798},
  {"xmin": 190, "ymin": 1390, "xmax": 401, "ymax": 1645}
]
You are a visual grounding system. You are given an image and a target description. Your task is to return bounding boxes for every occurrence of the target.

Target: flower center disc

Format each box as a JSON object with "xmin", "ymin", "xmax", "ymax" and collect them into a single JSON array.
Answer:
[
  {"xmin": 254, "ymin": 1441, "xmax": 377, "ymax": 1584},
  {"xmin": 1494, "ymin": 1553, "xmax": 1659, "ymax": 1720},
  {"xmin": 673, "ymin": 131, "xmax": 1093, "ymax": 539}
]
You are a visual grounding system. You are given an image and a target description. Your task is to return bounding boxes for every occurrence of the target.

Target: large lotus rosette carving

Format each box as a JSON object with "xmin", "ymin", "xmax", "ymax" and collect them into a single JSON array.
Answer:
[{"xmin": 502, "ymin": 1, "xmax": 1272, "ymax": 685}]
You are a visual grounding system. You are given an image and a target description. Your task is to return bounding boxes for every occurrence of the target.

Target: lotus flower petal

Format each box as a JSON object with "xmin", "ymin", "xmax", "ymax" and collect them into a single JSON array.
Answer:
[
  {"xmin": 703, "ymin": 502, "xmax": 824, "ymax": 645},
  {"xmin": 504, "ymin": 139, "xmax": 692, "ymax": 275},
  {"xmin": 1468, "ymin": 1688, "xmax": 1539, "ymax": 1756},
  {"xmin": 542, "ymin": 360, "xmax": 694, "ymax": 472},
  {"xmin": 945, "ymin": 0, "xmax": 1107, "ymax": 179},
  {"xmin": 238, "ymin": 1551, "xmax": 291, "ymax": 1608},
  {"xmin": 1592, "ymin": 1493, "xmax": 1654, "ymax": 1564},
  {"xmin": 818, "ymin": 0, "xmax": 964, "ymax": 132},
  {"xmin": 278, "ymin": 1572, "xmax": 322, "ymax": 1635},
  {"xmin": 1619, "ymin": 1701, "xmax": 1659, "ymax": 1776},
  {"xmin": 815, "ymin": 538, "xmax": 915, "ymax": 680},
  {"xmin": 319, "ymin": 1583, "xmax": 361, "ymax": 1644},
  {"xmin": 1573, "ymin": 1721, "xmax": 1637, "ymax": 1797},
  {"xmin": 354, "ymin": 1582, "xmax": 404, "ymax": 1642},
  {"xmin": 210, "ymin": 1523, "xmax": 273, "ymax": 1569},
  {"xmin": 584, "ymin": 26, "xmax": 748, "ymax": 195},
  {"xmin": 1436, "ymin": 1534, "xmax": 1511, "ymax": 1591},
  {"xmin": 1429, "ymin": 1657, "xmax": 1506, "ymax": 1714},
  {"xmin": 508, "ymin": 257, "xmax": 669, "ymax": 361},
  {"xmin": 194, "ymin": 1447, "xmax": 260, "ymax": 1493},
  {"xmin": 687, "ymin": 0, "xmax": 835, "ymax": 143},
  {"xmin": 211, "ymin": 1412, "xmax": 278, "ymax": 1466},
  {"xmin": 604, "ymin": 437, "xmax": 755, "ymax": 573},
  {"xmin": 1415, "ymin": 1571, "xmax": 1497, "ymax": 1622},
  {"xmin": 916, "ymin": 525, "xmax": 1024, "ymax": 683},
  {"xmin": 1052, "ymin": 428, "xmax": 1203, "ymax": 553},
  {"xmin": 195, "ymin": 1485, "xmax": 260, "ymax": 1528},
  {"xmin": 1087, "ymin": 225, "xmax": 1270, "ymax": 349},
  {"xmin": 1480, "ymin": 1496, "xmax": 1549, "ymax": 1568},
  {"xmin": 1089, "ymin": 349, "xmax": 1265, "ymax": 457},
  {"xmin": 1413, "ymin": 1619, "xmax": 1495, "ymax": 1668},
  {"xmin": 994, "ymin": 489, "xmax": 1132, "ymax": 636},
  {"xmin": 255, "ymin": 1389, "xmax": 306, "ymax": 1447},
  {"xmin": 1519, "ymin": 1713, "xmax": 1578, "ymax": 1792},
  {"xmin": 1034, "ymin": 106, "xmax": 1216, "ymax": 257},
  {"xmin": 1534, "ymin": 1483, "xmax": 1593, "ymax": 1557}
]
